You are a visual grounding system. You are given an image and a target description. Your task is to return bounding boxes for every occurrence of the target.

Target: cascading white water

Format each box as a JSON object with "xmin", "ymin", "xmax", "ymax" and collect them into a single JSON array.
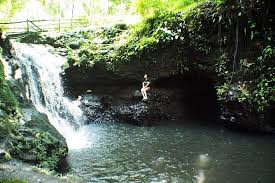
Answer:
[{"xmin": 11, "ymin": 43, "xmax": 90, "ymax": 149}]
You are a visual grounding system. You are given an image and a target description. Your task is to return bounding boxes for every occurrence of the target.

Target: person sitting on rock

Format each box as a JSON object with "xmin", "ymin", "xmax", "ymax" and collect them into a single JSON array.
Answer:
[{"xmin": 141, "ymin": 74, "xmax": 151, "ymax": 100}]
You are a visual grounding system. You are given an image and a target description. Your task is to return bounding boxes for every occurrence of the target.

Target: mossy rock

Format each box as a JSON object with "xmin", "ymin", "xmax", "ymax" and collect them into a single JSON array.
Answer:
[
  {"xmin": 0, "ymin": 149, "xmax": 11, "ymax": 162},
  {"xmin": 0, "ymin": 60, "xmax": 19, "ymax": 141},
  {"xmin": 0, "ymin": 61, "xmax": 18, "ymax": 115},
  {"xmin": 5, "ymin": 105, "xmax": 68, "ymax": 171}
]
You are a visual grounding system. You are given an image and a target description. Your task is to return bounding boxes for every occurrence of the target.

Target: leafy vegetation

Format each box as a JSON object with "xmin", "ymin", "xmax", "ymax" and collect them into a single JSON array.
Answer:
[
  {"xmin": 60, "ymin": 0, "xmax": 275, "ymax": 113},
  {"xmin": 211, "ymin": 0, "xmax": 275, "ymax": 112},
  {"xmin": 0, "ymin": 0, "xmax": 26, "ymax": 29},
  {"xmin": 8, "ymin": 129, "xmax": 67, "ymax": 170},
  {"xmin": 17, "ymin": 0, "xmax": 274, "ymax": 121},
  {"xmin": 0, "ymin": 57, "xmax": 19, "ymax": 139},
  {"xmin": 135, "ymin": 0, "xmax": 224, "ymax": 17},
  {"xmin": 109, "ymin": 2, "xmax": 219, "ymax": 73}
]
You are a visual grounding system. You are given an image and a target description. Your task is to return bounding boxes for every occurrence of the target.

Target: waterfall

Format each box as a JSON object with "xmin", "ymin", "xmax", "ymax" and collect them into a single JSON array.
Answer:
[{"xmin": 10, "ymin": 43, "xmax": 90, "ymax": 149}]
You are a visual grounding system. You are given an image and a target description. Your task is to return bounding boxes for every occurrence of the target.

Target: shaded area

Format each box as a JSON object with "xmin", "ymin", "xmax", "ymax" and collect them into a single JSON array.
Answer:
[{"xmin": 154, "ymin": 72, "xmax": 219, "ymax": 122}]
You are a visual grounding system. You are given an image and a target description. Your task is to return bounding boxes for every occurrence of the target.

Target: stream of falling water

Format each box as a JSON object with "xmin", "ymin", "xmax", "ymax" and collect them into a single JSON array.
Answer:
[{"xmin": 11, "ymin": 43, "xmax": 90, "ymax": 149}]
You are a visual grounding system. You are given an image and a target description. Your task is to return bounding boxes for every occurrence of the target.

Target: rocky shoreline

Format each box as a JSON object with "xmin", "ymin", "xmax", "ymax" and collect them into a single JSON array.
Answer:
[{"xmin": 0, "ymin": 160, "xmax": 81, "ymax": 183}]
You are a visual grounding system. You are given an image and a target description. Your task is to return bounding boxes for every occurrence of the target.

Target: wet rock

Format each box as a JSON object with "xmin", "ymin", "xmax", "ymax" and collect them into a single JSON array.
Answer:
[
  {"xmin": 0, "ymin": 149, "xmax": 11, "ymax": 162},
  {"xmin": 80, "ymin": 94, "xmax": 115, "ymax": 123},
  {"xmin": 99, "ymin": 49, "xmax": 109, "ymax": 54},
  {"xmin": 58, "ymin": 48, "xmax": 69, "ymax": 56},
  {"xmin": 112, "ymin": 97, "xmax": 169, "ymax": 126},
  {"xmin": 22, "ymin": 106, "xmax": 67, "ymax": 145},
  {"xmin": 0, "ymin": 109, "xmax": 7, "ymax": 117},
  {"xmin": 68, "ymin": 41, "xmax": 80, "ymax": 49},
  {"xmin": 80, "ymin": 88, "xmax": 172, "ymax": 126}
]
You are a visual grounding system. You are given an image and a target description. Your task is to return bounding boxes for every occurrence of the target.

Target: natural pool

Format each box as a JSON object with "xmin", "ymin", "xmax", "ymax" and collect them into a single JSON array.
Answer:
[{"xmin": 68, "ymin": 122, "xmax": 275, "ymax": 183}]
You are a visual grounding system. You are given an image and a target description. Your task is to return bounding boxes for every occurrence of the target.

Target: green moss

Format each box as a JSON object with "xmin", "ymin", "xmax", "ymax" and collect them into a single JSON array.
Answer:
[
  {"xmin": 17, "ymin": 32, "xmax": 44, "ymax": 44},
  {"xmin": 0, "ymin": 61, "xmax": 18, "ymax": 114},
  {"xmin": 59, "ymin": 0, "xmax": 274, "ymax": 113},
  {"xmin": 0, "ymin": 179, "xmax": 27, "ymax": 183},
  {"xmin": 3, "ymin": 152, "xmax": 11, "ymax": 161},
  {"xmin": 0, "ymin": 59, "xmax": 19, "ymax": 139},
  {"xmin": 8, "ymin": 129, "xmax": 67, "ymax": 171},
  {"xmin": 61, "ymin": 5, "xmax": 214, "ymax": 73}
]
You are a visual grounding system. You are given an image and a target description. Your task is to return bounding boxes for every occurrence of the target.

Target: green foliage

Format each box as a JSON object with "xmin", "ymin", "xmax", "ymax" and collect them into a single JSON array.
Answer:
[
  {"xmin": 135, "ymin": 0, "xmax": 168, "ymax": 16},
  {"xmin": 18, "ymin": 32, "xmax": 44, "ymax": 44},
  {"xmin": 117, "ymin": 12, "xmax": 183, "ymax": 57},
  {"xmin": 0, "ymin": 179, "xmax": 27, "ymax": 183},
  {"xmin": 59, "ymin": 0, "xmax": 274, "ymax": 114},
  {"xmin": 8, "ymin": 129, "xmax": 67, "ymax": 170},
  {"xmin": 135, "ymin": 0, "xmax": 209, "ymax": 17},
  {"xmin": 0, "ymin": 59, "xmax": 19, "ymax": 138},
  {"xmin": 109, "ymin": 3, "xmax": 216, "ymax": 72},
  {"xmin": 60, "ymin": 1, "xmax": 218, "ymax": 75},
  {"xmin": 63, "ymin": 25, "xmax": 128, "ymax": 69},
  {"xmin": 248, "ymin": 46, "xmax": 275, "ymax": 111},
  {"xmin": 215, "ymin": 53, "xmax": 231, "ymax": 82},
  {"xmin": 101, "ymin": 24, "xmax": 128, "ymax": 40},
  {"xmin": 215, "ymin": 45, "xmax": 275, "ymax": 112},
  {"xmin": 0, "ymin": 61, "xmax": 18, "ymax": 115},
  {"xmin": 137, "ymin": 36, "xmax": 158, "ymax": 51},
  {"xmin": 216, "ymin": 82, "xmax": 230, "ymax": 101},
  {"xmin": 0, "ymin": 0, "xmax": 26, "ymax": 27},
  {"xmin": 66, "ymin": 49, "xmax": 82, "ymax": 67}
]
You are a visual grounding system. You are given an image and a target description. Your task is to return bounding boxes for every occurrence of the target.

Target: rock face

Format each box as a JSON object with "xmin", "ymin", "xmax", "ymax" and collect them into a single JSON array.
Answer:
[
  {"xmin": 80, "ymin": 88, "xmax": 171, "ymax": 126},
  {"xmin": 78, "ymin": 75, "xmax": 220, "ymax": 126}
]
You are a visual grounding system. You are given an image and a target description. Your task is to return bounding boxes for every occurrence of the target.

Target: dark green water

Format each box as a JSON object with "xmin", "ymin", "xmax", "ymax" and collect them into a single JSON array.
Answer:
[{"xmin": 68, "ymin": 122, "xmax": 275, "ymax": 183}]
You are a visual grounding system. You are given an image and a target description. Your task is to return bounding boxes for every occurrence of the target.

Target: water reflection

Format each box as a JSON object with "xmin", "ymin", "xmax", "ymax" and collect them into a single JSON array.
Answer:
[
  {"xmin": 196, "ymin": 169, "xmax": 205, "ymax": 183},
  {"xmin": 195, "ymin": 154, "xmax": 209, "ymax": 183}
]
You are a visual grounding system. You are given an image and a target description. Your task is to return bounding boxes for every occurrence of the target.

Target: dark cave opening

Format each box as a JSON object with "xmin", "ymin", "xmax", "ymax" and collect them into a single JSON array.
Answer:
[{"xmin": 154, "ymin": 72, "xmax": 220, "ymax": 122}]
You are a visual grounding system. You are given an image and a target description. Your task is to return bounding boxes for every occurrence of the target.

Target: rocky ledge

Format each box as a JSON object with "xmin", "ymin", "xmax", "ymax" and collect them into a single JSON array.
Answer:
[{"xmin": 76, "ymin": 73, "xmax": 220, "ymax": 127}]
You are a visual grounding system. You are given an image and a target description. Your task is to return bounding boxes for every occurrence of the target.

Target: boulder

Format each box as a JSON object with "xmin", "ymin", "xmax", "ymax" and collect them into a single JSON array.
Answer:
[
  {"xmin": 68, "ymin": 41, "xmax": 80, "ymax": 49},
  {"xmin": 6, "ymin": 106, "xmax": 69, "ymax": 172},
  {"xmin": 0, "ymin": 109, "xmax": 7, "ymax": 118},
  {"xmin": 0, "ymin": 149, "xmax": 11, "ymax": 162}
]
